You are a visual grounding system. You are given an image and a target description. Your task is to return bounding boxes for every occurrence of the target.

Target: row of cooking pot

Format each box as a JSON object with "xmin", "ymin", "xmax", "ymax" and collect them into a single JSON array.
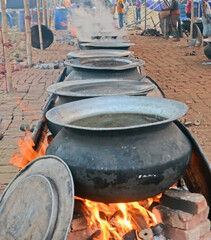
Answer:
[{"xmin": 45, "ymin": 44, "xmax": 192, "ymax": 203}]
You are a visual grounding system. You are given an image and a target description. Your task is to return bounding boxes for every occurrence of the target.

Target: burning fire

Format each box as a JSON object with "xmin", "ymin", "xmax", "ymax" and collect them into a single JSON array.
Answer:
[
  {"xmin": 10, "ymin": 98, "xmax": 48, "ymax": 169},
  {"xmin": 10, "ymin": 130, "xmax": 47, "ymax": 169},
  {"xmin": 76, "ymin": 195, "xmax": 161, "ymax": 240},
  {"xmin": 61, "ymin": 22, "xmax": 78, "ymax": 38}
]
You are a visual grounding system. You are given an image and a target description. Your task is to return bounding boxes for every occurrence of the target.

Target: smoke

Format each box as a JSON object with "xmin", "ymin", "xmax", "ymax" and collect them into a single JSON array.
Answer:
[{"xmin": 69, "ymin": 0, "xmax": 126, "ymax": 41}]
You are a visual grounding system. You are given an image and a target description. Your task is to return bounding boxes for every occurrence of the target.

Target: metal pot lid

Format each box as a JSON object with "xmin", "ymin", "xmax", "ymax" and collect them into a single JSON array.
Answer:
[
  {"xmin": 47, "ymin": 79, "xmax": 155, "ymax": 97},
  {"xmin": 0, "ymin": 156, "xmax": 74, "ymax": 240},
  {"xmin": 80, "ymin": 41, "xmax": 135, "ymax": 48},
  {"xmin": 46, "ymin": 96, "xmax": 188, "ymax": 131},
  {"xmin": 65, "ymin": 58, "xmax": 145, "ymax": 71},
  {"xmin": 67, "ymin": 49, "xmax": 134, "ymax": 59}
]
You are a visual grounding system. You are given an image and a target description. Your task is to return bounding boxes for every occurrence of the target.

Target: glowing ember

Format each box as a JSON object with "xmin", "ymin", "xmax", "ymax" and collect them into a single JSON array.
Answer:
[
  {"xmin": 10, "ymin": 130, "xmax": 47, "ymax": 169},
  {"xmin": 75, "ymin": 195, "xmax": 161, "ymax": 240}
]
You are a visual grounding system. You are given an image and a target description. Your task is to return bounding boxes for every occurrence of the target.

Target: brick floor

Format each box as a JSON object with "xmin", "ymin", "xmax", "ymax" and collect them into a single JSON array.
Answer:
[
  {"xmin": 0, "ymin": 30, "xmax": 210, "ymax": 195},
  {"xmin": 129, "ymin": 32, "xmax": 211, "ymax": 161}
]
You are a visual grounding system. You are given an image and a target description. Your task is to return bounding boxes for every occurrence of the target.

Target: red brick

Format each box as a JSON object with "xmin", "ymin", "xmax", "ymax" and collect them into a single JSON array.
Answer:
[
  {"xmin": 199, "ymin": 219, "xmax": 211, "ymax": 237},
  {"xmin": 152, "ymin": 205, "xmax": 209, "ymax": 230},
  {"xmin": 164, "ymin": 224, "xmax": 201, "ymax": 240},
  {"xmin": 160, "ymin": 189, "xmax": 208, "ymax": 214},
  {"xmin": 200, "ymin": 231, "xmax": 211, "ymax": 240}
]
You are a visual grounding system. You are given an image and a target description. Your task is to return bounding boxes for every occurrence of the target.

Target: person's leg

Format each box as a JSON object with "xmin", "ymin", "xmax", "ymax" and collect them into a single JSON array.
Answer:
[
  {"xmin": 124, "ymin": 12, "xmax": 128, "ymax": 25},
  {"xmin": 186, "ymin": 13, "xmax": 191, "ymax": 18},
  {"xmin": 119, "ymin": 13, "xmax": 123, "ymax": 28},
  {"xmin": 138, "ymin": 9, "xmax": 141, "ymax": 21},
  {"xmin": 6, "ymin": 12, "xmax": 13, "ymax": 29},
  {"xmin": 171, "ymin": 14, "xmax": 180, "ymax": 40}
]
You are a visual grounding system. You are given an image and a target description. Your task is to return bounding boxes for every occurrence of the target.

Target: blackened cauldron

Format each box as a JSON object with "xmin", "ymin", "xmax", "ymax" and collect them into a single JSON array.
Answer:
[{"xmin": 46, "ymin": 96, "xmax": 192, "ymax": 203}]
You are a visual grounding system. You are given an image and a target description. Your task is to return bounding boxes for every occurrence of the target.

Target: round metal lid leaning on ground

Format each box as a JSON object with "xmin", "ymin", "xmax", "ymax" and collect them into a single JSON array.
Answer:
[{"xmin": 0, "ymin": 156, "xmax": 74, "ymax": 240}]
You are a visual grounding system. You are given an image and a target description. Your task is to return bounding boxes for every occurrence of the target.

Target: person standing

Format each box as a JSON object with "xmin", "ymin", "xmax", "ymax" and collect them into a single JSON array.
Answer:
[
  {"xmin": 161, "ymin": 0, "xmax": 180, "ymax": 41},
  {"xmin": 123, "ymin": 0, "xmax": 129, "ymax": 25},
  {"xmin": 202, "ymin": 0, "xmax": 211, "ymax": 38},
  {"xmin": 117, "ymin": 0, "xmax": 124, "ymax": 28},
  {"xmin": 185, "ymin": 0, "xmax": 191, "ymax": 18},
  {"xmin": 63, "ymin": 0, "xmax": 71, "ymax": 8},
  {"xmin": 110, "ymin": 0, "xmax": 117, "ymax": 17},
  {"xmin": 135, "ymin": 0, "xmax": 141, "ymax": 23}
]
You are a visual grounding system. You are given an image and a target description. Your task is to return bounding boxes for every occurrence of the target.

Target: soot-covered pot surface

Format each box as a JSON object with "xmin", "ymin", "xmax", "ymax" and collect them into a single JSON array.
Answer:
[{"xmin": 46, "ymin": 96, "xmax": 192, "ymax": 203}]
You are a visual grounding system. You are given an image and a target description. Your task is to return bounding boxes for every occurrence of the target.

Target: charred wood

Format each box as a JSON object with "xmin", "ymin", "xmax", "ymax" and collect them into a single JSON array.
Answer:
[
  {"xmin": 151, "ymin": 224, "xmax": 164, "ymax": 236},
  {"xmin": 123, "ymin": 229, "xmax": 137, "ymax": 240}
]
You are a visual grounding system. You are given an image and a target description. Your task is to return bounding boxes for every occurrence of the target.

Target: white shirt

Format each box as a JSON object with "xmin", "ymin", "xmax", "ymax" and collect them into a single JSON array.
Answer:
[
  {"xmin": 124, "ymin": 1, "xmax": 130, "ymax": 12},
  {"xmin": 205, "ymin": 1, "xmax": 211, "ymax": 15},
  {"xmin": 110, "ymin": 0, "xmax": 118, "ymax": 4}
]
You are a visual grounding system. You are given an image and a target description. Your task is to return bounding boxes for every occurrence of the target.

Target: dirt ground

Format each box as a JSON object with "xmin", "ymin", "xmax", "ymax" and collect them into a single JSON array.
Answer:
[{"xmin": 0, "ymin": 28, "xmax": 210, "ymax": 195}]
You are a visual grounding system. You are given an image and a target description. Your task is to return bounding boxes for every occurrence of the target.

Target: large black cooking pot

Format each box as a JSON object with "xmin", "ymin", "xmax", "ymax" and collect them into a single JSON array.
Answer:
[
  {"xmin": 46, "ymin": 96, "xmax": 192, "ymax": 203},
  {"xmin": 65, "ymin": 58, "xmax": 145, "ymax": 81},
  {"xmin": 46, "ymin": 80, "xmax": 156, "ymax": 136}
]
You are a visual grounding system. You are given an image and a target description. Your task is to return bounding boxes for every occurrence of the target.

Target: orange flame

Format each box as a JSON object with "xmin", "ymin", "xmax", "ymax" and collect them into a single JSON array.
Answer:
[
  {"xmin": 61, "ymin": 22, "xmax": 78, "ymax": 38},
  {"xmin": 10, "ymin": 130, "xmax": 48, "ymax": 169},
  {"xmin": 61, "ymin": 22, "xmax": 68, "ymax": 27},
  {"xmin": 10, "ymin": 98, "xmax": 48, "ymax": 169},
  {"xmin": 69, "ymin": 28, "xmax": 78, "ymax": 38},
  {"xmin": 76, "ymin": 195, "xmax": 161, "ymax": 240}
]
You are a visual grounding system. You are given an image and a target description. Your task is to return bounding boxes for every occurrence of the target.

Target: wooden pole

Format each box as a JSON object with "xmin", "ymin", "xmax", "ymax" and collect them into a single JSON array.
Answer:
[
  {"xmin": 190, "ymin": 0, "xmax": 194, "ymax": 38},
  {"xmin": 42, "ymin": 0, "xmax": 47, "ymax": 26},
  {"xmin": 0, "ymin": 0, "xmax": 12, "ymax": 92},
  {"xmin": 145, "ymin": 0, "xmax": 147, "ymax": 30},
  {"xmin": 37, "ymin": 0, "xmax": 44, "ymax": 50},
  {"xmin": 46, "ymin": 0, "xmax": 50, "ymax": 28},
  {"xmin": 24, "ymin": 0, "xmax": 33, "ymax": 67},
  {"xmin": 49, "ymin": 0, "xmax": 52, "ymax": 29}
]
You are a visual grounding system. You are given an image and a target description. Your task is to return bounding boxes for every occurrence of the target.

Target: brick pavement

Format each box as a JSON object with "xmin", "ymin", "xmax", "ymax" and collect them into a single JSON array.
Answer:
[
  {"xmin": 0, "ymin": 30, "xmax": 74, "ymax": 193},
  {"xmin": 0, "ymin": 30, "xmax": 210, "ymax": 195},
  {"xmin": 129, "ymin": 32, "xmax": 211, "ymax": 161}
]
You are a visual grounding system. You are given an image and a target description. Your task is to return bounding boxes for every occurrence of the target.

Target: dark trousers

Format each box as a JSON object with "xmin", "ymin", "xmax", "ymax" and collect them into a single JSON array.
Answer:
[{"xmin": 118, "ymin": 13, "xmax": 123, "ymax": 28}]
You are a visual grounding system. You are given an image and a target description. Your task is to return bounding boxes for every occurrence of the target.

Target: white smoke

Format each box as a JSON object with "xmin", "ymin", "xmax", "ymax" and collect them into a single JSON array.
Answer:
[{"xmin": 69, "ymin": 0, "xmax": 126, "ymax": 41}]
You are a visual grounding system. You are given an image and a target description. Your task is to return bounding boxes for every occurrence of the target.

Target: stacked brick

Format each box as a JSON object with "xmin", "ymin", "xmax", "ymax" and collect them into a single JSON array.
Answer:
[{"xmin": 152, "ymin": 189, "xmax": 211, "ymax": 240}]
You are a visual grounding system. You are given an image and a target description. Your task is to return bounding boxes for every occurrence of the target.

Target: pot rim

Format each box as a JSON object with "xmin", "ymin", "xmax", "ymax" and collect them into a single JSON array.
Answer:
[
  {"xmin": 46, "ymin": 96, "xmax": 188, "ymax": 131},
  {"xmin": 64, "ymin": 57, "xmax": 144, "ymax": 71},
  {"xmin": 80, "ymin": 42, "xmax": 135, "ymax": 48},
  {"xmin": 67, "ymin": 49, "xmax": 134, "ymax": 59},
  {"xmin": 47, "ymin": 79, "xmax": 155, "ymax": 97}
]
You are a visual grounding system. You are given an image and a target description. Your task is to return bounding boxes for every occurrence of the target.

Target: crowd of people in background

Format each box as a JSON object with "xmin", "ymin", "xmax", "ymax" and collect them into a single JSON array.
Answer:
[
  {"xmin": 116, "ymin": 0, "xmax": 143, "ymax": 28},
  {"xmin": 1, "ymin": 0, "xmax": 211, "ymax": 39}
]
